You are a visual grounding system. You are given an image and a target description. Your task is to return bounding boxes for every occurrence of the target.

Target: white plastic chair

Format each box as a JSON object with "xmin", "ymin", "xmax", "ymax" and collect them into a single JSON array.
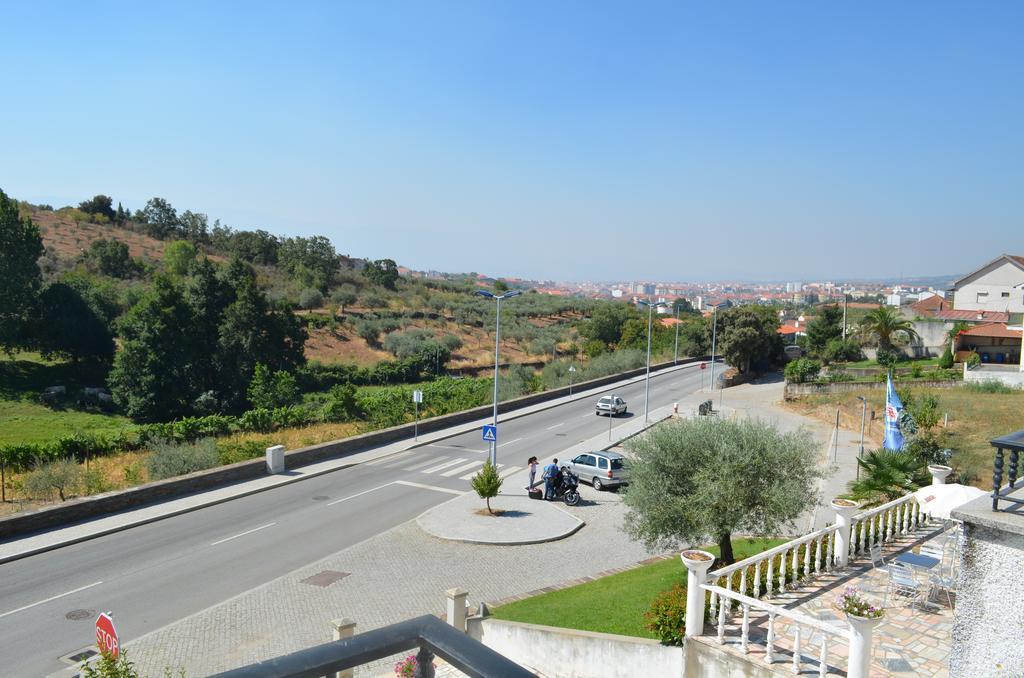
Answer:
[
  {"xmin": 885, "ymin": 562, "xmax": 923, "ymax": 608},
  {"xmin": 928, "ymin": 561, "xmax": 957, "ymax": 609},
  {"xmin": 919, "ymin": 543, "xmax": 945, "ymax": 561},
  {"xmin": 869, "ymin": 543, "xmax": 886, "ymax": 569}
]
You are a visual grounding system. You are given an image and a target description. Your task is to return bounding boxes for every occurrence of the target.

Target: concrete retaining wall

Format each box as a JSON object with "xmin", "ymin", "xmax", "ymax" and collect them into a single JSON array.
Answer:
[
  {"xmin": 0, "ymin": 357, "xmax": 704, "ymax": 539},
  {"xmin": 684, "ymin": 636, "xmax": 778, "ymax": 677},
  {"xmin": 784, "ymin": 380, "xmax": 961, "ymax": 398},
  {"xmin": 963, "ymin": 368, "xmax": 1024, "ymax": 389},
  {"xmin": 468, "ymin": 618, "xmax": 684, "ymax": 678}
]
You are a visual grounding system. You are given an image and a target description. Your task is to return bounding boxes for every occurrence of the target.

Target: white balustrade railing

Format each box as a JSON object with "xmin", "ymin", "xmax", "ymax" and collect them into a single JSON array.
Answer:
[
  {"xmin": 706, "ymin": 524, "xmax": 838, "ymax": 618},
  {"xmin": 702, "ymin": 584, "xmax": 847, "ymax": 677},
  {"xmin": 849, "ymin": 493, "xmax": 926, "ymax": 558}
]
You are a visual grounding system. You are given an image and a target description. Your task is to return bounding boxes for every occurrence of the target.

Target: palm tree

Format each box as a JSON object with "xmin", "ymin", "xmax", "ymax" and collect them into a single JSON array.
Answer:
[
  {"xmin": 857, "ymin": 306, "xmax": 920, "ymax": 351},
  {"xmin": 847, "ymin": 450, "xmax": 930, "ymax": 506}
]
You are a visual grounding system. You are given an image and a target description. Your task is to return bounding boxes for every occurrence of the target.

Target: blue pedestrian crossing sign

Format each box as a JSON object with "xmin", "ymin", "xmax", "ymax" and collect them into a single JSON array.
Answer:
[{"xmin": 482, "ymin": 424, "xmax": 497, "ymax": 442}]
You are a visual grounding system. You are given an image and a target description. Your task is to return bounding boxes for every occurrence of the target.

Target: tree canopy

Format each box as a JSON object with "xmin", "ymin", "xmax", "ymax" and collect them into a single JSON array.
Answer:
[
  {"xmin": 0, "ymin": 189, "xmax": 44, "ymax": 353},
  {"xmin": 858, "ymin": 306, "xmax": 920, "ymax": 351},
  {"xmin": 622, "ymin": 417, "xmax": 824, "ymax": 564},
  {"xmin": 363, "ymin": 258, "xmax": 400, "ymax": 289},
  {"xmin": 713, "ymin": 305, "xmax": 782, "ymax": 374},
  {"xmin": 804, "ymin": 305, "xmax": 843, "ymax": 354}
]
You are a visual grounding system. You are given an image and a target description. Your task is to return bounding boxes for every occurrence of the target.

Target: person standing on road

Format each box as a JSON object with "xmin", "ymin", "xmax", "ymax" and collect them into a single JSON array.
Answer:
[
  {"xmin": 543, "ymin": 458, "xmax": 559, "ymax": 500},
  {"xmin": 526, "ymin": 456, "xmax": 539, "ymax": 491}
]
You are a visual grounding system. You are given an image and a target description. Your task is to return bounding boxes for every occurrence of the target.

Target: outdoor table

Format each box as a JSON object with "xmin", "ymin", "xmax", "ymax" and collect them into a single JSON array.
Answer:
[{"xmin": 894, "ymin": 552, "xmax": 940, "ymax": 570}]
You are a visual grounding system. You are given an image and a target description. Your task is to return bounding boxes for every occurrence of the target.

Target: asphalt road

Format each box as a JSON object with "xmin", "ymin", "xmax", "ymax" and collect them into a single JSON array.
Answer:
[{"xmin": 0, "ymin": 362, "xmax": 711, "ymax": 676}]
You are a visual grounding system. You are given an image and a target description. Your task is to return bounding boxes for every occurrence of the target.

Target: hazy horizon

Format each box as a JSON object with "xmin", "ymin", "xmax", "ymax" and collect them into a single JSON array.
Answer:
[{"xmin": 2, "ymin": 2, "xmax": 1020, "ymax": 282}]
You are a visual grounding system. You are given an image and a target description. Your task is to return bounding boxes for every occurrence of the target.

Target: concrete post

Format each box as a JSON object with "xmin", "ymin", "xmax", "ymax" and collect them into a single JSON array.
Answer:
[
  {"xmin": 265, "ymin": 445, "xmax": 285, "ymax": 474},
  {"xmin": 928, "ymin": 464, "xmax": 952, "ymax": 486},
  {"xmin": 832, "ymin": 499, "xmax": 859, "ymax": 568},
  {"xmin": 846, "ymin": 614, "xmax": 883, "ymax": 678},
  {"xmin": 330, "ymin": 618, "xmax": 356, "ymax": 678},
  {"xmin": 680, "ymin": 550, "xmax": 716, "ymax": 637},
  {"xmin": 446, "ymin": 588, "xmax": 468, "ymax": 632}
]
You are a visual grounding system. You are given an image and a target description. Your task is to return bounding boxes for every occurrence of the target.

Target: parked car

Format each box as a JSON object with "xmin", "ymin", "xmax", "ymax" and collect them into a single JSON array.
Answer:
[
  {"xmin": 566, "ymin": 451, "xmax": 628, "ymax": 491},
  {"xmin": 595, "ymin": 395, "xmax": 627, "ymax": 416}
]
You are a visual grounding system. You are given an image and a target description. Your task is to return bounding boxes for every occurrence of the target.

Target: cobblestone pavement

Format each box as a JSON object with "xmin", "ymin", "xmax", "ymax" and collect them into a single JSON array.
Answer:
[{"xmin": 126, "ymin": 481, "xmax": 655, "ymax": 677}]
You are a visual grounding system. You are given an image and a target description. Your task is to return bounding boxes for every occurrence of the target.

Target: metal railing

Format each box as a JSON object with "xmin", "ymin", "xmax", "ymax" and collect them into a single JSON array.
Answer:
[
  {"xmin": 208, "ymin": 615, "xmax": 533, "ymax": 678},
  {"xmin": 990, "ymin": 429, "xmax": 1024, "ymax": 512},
  {"xmin": 702, "ymin": 584, "xmax": 848, "ymax": 677}
]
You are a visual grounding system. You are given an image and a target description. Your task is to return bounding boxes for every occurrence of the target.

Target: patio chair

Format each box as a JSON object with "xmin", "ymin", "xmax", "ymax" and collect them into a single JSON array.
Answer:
[
  {"xmin": 928, "ymin": 563, "xmax": 957, "ymax": 609},
  {"xmin": 869, "ymin": 543, "xmax": 887, "ymax": 569},
  {"xmin": 885, "ymin": 562, "xmax": 923, "ymax": 608},
  {"xmin": 919, "ymin": 543, "xmax": 945, "ymax": 561}
]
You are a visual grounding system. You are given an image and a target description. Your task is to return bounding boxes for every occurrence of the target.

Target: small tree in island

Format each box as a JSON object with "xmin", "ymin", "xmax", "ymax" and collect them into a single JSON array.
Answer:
[
  {"xmin": 622, "ymin": 417, "xmax": 825, "ymax": 564},
  {"xmin": 471, "ymin": 461, "xmax": 503, "ymax": 515}
]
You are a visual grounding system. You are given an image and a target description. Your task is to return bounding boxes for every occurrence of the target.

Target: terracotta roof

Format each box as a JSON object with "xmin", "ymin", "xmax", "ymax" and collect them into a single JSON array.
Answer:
[
  {"xmin": 909, "ymin": 296, "xmax": 946, "ymax": 315},
  {"xmin": 778, "ymin": 325, "xmax": 799, "ymax": 335},
  {"xmin": 660, "ymin": 317, "xmax": 682, "ymax": 327},
  {"xmin": 934, "ymin": 309, "xmax": 1009, "ymax": 323},
  {"xmin": 957, "ymin": 322, "xmax": 1022, "ymax": 339}
]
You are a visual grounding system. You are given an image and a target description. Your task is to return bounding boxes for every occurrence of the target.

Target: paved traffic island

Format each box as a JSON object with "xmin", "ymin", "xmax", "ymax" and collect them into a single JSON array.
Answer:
[{"xmin": 416, "ymin": 485, "xmax": 584, "ymax": 545}]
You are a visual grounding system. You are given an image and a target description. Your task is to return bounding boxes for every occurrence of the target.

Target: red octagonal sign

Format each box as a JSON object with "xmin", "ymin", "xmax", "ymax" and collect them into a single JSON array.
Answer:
[{"xmin": 95, "ymin": 612, "xmax": 119, "ymax": 659}]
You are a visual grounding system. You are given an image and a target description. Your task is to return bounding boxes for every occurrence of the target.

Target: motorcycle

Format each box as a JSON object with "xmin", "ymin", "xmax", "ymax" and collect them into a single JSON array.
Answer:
[{"xmin": 552, "ymin": 466, "xmax": 581, "ymax": 506}]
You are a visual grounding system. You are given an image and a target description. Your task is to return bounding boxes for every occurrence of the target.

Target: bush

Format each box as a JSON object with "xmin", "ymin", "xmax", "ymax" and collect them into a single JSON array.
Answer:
[
  {"xmin": 145, "ymin": 438, "xmax": 220, "ymax": 480},
  {"xmin": 645, "ymin": 584, "xmax": 687, "ymax": 645},
  {"xmin": 910, "ymin": 363, "xmax": 924, "ymax": 379},
  {"xmin": 964, "ymin": 380, "xmax": 1016, "ymax": 394},
  {"xmin": 875, "ymin": 348, "xmax": 901, "ymax": 368},
  {"xmin": 271, "ymin": 405, "xmax": 315, "ymax": 429},
  {"xmin": 383, "ymin": 329, "xmax": 436, "ymax": 359},
  {"xmin": 784, "ymin": 358, "xmax": 822, "ymax": 383},
  {"xmin": 248, "ymin": 364, "xmax": 300, "ymax": 410},
  {"xmin": 321, "ymin": 383, "xmax": 360, "ymax": 422},
  {"xmin": 965, "ymin": 351, "xmax": 981, "ymax": 368},
  {"xmin": 822, "ymin": 338, "xmax": 862, "ymax": 364},
  {"xmin": 239, "ymin": 408, "xmax": 275, "ymax": 433},
  {"xmin": 826, "ymin": 366, "xmax": 854, "ymax": 382},
  {"xmin": 298, "ymin": 287, "xmax": 324, "ymax": 309},
  {"xmin": 217, "ymin": 438, "xmax": 272, "ymax": 465},
  {"xmin": 23, "ymin": 457, "xmax": 81, "ymax": 501},
  {"xmin": 938, "ymin": 345, "xmax": 954, "ymax": 369}
]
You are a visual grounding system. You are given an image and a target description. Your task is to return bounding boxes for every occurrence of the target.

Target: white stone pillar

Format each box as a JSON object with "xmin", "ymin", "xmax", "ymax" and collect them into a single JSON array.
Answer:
[
  {"xmin": 446, "ymin": 588, "xmax": 468, "ymax": 632},
  {"xmin": 928, "ymin": 464, "xmax": 952, "ymax": 486},
  {"xmin": 330, "ymin": 618, "xmax": 356, "ymax": 678},
  {"xmin": 681, "ymin": 550, "xmax": 716, "ymax": 637},
  {"xmin": 265, "ymin": 445, "xmax": 285, "ymax": 474},
  {"xmin": 846, "ymin": 614, "xmax": 883, "ymax": 678},
  {"xmin": 832, "ymin": 499, "xmax": 859, "ymax": 568}
]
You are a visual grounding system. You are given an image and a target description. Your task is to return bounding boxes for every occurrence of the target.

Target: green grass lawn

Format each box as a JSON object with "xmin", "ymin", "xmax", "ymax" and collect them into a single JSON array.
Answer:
[
  {"xmin": 838, "ymin": 357, "xmax": 941, "ymax": 369},
  {"xmin": 0, "ymin": 353, "xmax": 133, "ymax": 446},
  {"xmin": 491, "ymin": 538, "xmax": 785, "ymax": 639}
]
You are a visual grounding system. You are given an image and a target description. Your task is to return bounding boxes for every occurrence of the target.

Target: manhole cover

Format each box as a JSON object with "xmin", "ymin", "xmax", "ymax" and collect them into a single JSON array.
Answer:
[
  {"xmin": 312, "ymin": 495, "xmax": 329, "ymax": 501},
  {"xmin": 65, "ymin": 609, "xmax": 96, "ymax": 621},
  {"xmin": 300, "ymin": 570, "xmax": 350, "ymax": 587},
  {"xmin": 61, "ymin": 648, "xmax": 97, "ymax": 665}
]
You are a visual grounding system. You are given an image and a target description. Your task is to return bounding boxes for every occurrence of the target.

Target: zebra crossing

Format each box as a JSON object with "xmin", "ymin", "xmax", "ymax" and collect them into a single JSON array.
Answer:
[{"xmin": 364, "ymin": 450, "xmax": 521, "ymax": 480}]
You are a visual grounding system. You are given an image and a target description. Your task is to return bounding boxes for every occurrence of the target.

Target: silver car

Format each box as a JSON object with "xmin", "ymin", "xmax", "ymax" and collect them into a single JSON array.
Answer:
[
  {"xmin": 595, "ymin": 395, "xmax": 627, "ymax": 416},
  {"xmin": 567, "ymin": 451, "xmax": 628, "ymax": 491}
]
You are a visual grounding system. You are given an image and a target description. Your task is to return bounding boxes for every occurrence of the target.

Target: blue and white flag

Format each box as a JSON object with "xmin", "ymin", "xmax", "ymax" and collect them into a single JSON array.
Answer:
[{"xmin": 884, "ymin": 372, "xmax": 905, "ymax": 451}]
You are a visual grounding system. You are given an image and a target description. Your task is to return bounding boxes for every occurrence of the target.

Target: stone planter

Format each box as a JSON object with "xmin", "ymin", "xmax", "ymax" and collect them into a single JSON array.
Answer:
[
  {"xmin": 680, "ymin": 549, "xmax": 715, "ymax": 569},
  {"xmin": 832, "ymin": 499, "xmax": 861, "ymax": 568},
  {"xmin": 928, "ymin": 464, "xmax": 952, "ymax": 486},
  {"xmin": 846, "ymin": 611, "xmax": 885, "ymax": 678},
  {"xmin": 680, "ymin": 550, "xmax": 716, "ymax": 637}
]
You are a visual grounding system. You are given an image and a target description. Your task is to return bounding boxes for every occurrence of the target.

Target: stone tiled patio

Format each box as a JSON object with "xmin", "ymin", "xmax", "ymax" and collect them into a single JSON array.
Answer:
[{"xmin": 707, "ymin": 523, "xmax": 958, "ymax": 676}]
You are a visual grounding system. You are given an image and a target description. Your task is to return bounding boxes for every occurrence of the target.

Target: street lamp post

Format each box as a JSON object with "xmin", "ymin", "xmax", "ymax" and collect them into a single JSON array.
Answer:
[
  {"xmin": 856, "ymin": 395, "xmax": 867, "ymax": 480},
  {"xmin": 672, "ymin": 305, "xmax": 681, "ymax": 364},
  {"xmin": 477, "ymin": 289, "xmax": 522, "ymax": 466},
  {"xmin": 708, "ymin": 305, "xmax": 718, "ymax": 393},
  {"xmin": 638, "ymin": 298, "xmax": 668, "ymax": 423},
  {"xmin": 568, "ymin": 365, "xmax": 576, "ymax": 398}
]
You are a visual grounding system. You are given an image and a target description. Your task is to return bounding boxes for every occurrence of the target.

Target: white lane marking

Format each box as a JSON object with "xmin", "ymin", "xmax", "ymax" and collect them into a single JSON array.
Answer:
[
  {"xmin": 0, "ymin": 581, "xmax": 104, "ymax": 620},
  {"xmin": 326, "ymin": 483, "xmax": 394, "ymax": 506},
  {"xmin": 499, "ymin": 465, "xmax": 523, "ymax": 479},
  {"xmin": 402, "ymin": 457, "xmax": 446, "ymax": 471},
  {"xmin": 378, "ymin": 452, "xmax": 419, "ymax": 467},
  {"xmin": 459, "ymin": 463, "xmax": 504, "ymax": 481},
  {"xmin": 365, "ymin": 453, "xmax": 406, "ymax": 466},
  {"xmin": 421, "ymin": 458, "xmax": 468, "ymax": 474},
  {"xmin": 497, "ymin": 437, "xmax": 522, "ymax": 448},
  {"xmin": 581, "ymin": 412, "xmax": 594, "ymax": 419},
  {"xmin": 211, "ymin": 522, "xmax": 277, "ymax": 546},
  {"xmin": 428, "ymin": 444, "xmax": 486, "ymax": 453},
  {"xmin": 546, "ymin": 422, "xmax": 564, "ymax": 430},
  {"xmin": 440, "ymin": 460, "xmax": 483, "ymax": 477},
  {"xmin": 394, "ymin": 480, "xmax": 463, "ymax": 495}
]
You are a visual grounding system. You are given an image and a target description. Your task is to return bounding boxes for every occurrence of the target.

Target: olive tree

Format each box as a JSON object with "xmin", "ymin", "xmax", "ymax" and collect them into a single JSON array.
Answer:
[{"xmin": 622, "ymin": 417, "xmax": 825, "ymax": 564}]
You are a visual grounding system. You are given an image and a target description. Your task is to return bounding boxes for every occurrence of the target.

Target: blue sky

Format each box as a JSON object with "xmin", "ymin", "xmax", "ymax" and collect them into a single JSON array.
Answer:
[{"xmin": 1, "ymin": 2, "xmax": 1020, "ymax": 282}]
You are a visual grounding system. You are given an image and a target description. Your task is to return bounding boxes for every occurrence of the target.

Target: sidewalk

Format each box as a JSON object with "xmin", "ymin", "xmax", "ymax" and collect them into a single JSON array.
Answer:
[{"xmin": 2, "ymin": 363, "xmax": 700, "ymax": 564}]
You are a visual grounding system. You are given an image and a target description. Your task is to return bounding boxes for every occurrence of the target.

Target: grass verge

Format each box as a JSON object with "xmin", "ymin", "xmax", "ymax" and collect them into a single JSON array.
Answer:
[{"xmin": 491, "ymin": 537, "xmax": 785, "ymax": 639}]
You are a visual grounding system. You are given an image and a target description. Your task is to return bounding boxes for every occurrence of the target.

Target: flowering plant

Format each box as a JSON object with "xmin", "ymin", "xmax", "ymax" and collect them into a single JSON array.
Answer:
[
  {"xmin": 837, "ymin": 586, "xmax": 883, "ymax": 619},
  {"xmin": 395, "ymin": 654, "xmax": 434, "ymax": 677}
]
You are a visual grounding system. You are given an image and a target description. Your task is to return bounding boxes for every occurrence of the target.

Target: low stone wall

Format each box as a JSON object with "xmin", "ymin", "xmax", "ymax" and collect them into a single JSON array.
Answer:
[
  {"xmin": 963, "ymin": 368, "xmax": 1024, "ymax": 389},
  {"xmin": 468, "ymin": 618, "xmax": 684, "ymax": 678},
  {"xmin": 0, "ymin": 357, "xmax": 704, "ymax": 539},
  {"xmin": 784, "ymin": 380, "xmax": 961, "ymax": 398}
]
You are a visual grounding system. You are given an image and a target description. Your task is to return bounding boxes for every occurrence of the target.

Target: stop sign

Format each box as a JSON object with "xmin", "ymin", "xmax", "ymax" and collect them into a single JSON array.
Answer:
[{"xmin": 95, "ymin": 612, "xmax": 119, "ymax": 659}]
